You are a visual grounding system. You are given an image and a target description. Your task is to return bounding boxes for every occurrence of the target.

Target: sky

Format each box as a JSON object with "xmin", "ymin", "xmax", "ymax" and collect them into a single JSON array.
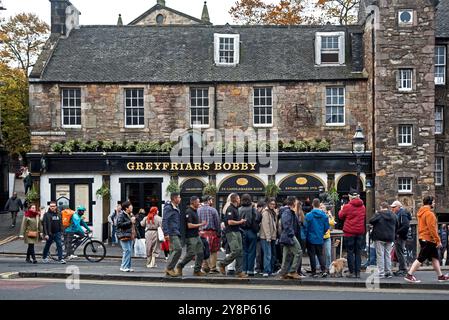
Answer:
[{"xmin": 1, "ymin": 0, "xmax": 243, "ymax": 25}]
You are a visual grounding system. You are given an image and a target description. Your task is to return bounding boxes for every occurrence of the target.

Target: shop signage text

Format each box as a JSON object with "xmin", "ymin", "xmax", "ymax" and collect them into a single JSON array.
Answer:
[{"xmin": 126, "ymin": 162, "xmax": 257, "ymax": 172}]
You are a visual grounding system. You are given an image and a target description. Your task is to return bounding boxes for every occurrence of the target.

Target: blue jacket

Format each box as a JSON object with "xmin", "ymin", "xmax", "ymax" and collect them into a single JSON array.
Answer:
[
  {"xmin": 304, "ymin": 208, "xmax": 329, "ymax": 245},
  {"xmin": 162, "ymin": 202, "xmax": 181, "ymax": 237},
  {"xmin": 65, "ymin": 211, "xmax": 91, "ymax": 234},
  {"xmin": 279, "ymin": 206, "xmax": 300, "ymax": 246}
]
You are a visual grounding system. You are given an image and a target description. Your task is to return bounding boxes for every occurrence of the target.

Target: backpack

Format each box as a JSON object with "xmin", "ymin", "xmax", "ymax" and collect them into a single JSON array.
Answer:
[{"xmin": 62, "ymin": 209, "xmax": 75, "ymax": 228}]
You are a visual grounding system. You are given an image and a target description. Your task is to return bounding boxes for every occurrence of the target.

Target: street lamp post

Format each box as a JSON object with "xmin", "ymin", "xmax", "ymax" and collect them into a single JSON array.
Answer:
[{"xmin": 352, "ymin": 124, "xmax": 366, "ymax": 194}]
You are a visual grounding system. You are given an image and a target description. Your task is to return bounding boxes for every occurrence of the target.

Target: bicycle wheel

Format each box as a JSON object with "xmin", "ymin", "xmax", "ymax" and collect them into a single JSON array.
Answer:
[
  {"xmin": 83, "ymin": 240, "xmax": 106, "ymax": 262},
  {"xmin": 48, "ymin": 241, "xmax": 67, "ymax": 261}
]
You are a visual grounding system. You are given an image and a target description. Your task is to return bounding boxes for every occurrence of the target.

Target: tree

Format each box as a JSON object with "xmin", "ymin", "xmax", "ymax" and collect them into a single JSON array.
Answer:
[
  {"xmin": 0, "ymin": 63, "xmax": 30, "ymax": 156},
  {"xmin": 0, "ymin": 13, "xmax": 49, "ymax": 76},
  {"xmin": 316, "ymin": 0, "xmax": 360, "ymax": 25}
]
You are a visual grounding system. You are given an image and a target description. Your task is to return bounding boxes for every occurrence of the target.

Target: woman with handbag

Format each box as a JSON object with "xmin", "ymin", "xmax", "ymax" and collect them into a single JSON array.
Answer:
[
  {"xmin": 141, "ymin": 206, "xmax": 163, "ymax": 268},
  {"xmin": 19, "ymin": 204, "xmax": 42, "ymax": 264},
  {"xmin": 116, "ymin": 201, "xmax": 136, "ymax": 272}
]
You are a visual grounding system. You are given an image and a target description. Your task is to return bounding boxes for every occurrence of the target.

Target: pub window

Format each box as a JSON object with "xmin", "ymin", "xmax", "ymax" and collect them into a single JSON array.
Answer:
[
  {"xmin": 398, "ymin": 125, "xmax": 413, "ymax": 146},
  {"xmin": 436, "ymin": 157, "xmax": 444, "ymax": 186},
  {"xmin": 190, "ymin": 88, "xmax": 210, "ymax": 128},
  {"xmin": 61, "ymin": 88, "xmax": 81, "ymax": 127},
  {"xmin": 125, "ymin": 88, "xmax": 144, "ymax": 128},
  {"xmin": 436, "ymin": 106, "xmax": 444, "ymax": 135},
  {"xmin": 435, "ymin": 46, "xmax": 446, "ymax": 85},
  {"xmin": 214, "ymin": 33, "xmax": 240, "ymax": 66},
  {"xmin": 398, "ymin": 177, "xmax": 412, "ymax": 193},
  {"xmin": 315, "ymin": 32, "xmax": 345, "ymax": 65},
  {"xmin": 398, "ymin": 69, "xmax": 413, "ymax": 92},
  {"xmin": 325, "ymin": 87, "xmax": 345, "ymax": 125},
  {"xmin": 253, "ymin": 87, "xmax": 273, "ymax": 127}
]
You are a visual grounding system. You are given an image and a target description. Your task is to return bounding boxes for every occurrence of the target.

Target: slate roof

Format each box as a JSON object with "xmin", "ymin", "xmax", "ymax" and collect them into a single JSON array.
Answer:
[
  {"xmin": 436, "ymin": 0, "xmax": 449, "ymax": 38},
  {"xmin": 32, "ymin": 24, "xmax": 366, "ymax": 83}
]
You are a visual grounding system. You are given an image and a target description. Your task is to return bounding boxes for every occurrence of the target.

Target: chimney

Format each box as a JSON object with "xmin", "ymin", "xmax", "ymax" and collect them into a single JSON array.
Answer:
[
  {"xmin": 157, "ymin": 0, "xmax": 166, "ymax": 6},
  {"xmin": 201, "ymin": 1, "xmax": 210, "ymax": 23},
  {"xmin": 117, "ymin": 14, "xmax": 123, "ymax": 26},
  {"xmin": 50, "ymin": 0, "xmax": 70, "ymax": 34}
]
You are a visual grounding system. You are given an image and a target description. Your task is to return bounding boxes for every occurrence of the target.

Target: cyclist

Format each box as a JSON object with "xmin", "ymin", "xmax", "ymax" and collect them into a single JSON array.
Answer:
[{"xmin": 65, "ymin": 205, "xmax": 92, "ymax": 260}]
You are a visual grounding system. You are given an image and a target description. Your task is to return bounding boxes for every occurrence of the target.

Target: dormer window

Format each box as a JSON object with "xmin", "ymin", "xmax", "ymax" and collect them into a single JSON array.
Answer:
[
  {"xmin": 315, "ymin": 32, "xmax": 345, "ymax": 66},
  {"xmin": 214, "ymin": 34, "xmax": 240, "ymax": 66}
]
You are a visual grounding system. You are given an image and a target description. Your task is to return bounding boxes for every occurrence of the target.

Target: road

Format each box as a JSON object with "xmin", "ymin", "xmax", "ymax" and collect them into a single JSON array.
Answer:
[{"xmin": 0, "ymin": 277, "xmax": 448, "ymax": 300}]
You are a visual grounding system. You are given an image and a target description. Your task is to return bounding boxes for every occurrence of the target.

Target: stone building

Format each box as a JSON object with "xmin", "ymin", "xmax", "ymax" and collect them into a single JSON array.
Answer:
[{"xmin": 27, "ymin": 0, "xmax": 448, "ymax": 238}]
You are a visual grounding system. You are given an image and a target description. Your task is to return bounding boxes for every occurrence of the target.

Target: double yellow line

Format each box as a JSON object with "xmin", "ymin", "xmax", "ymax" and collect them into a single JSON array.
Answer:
[{"xmin": 0, "ymin": 235, "xmax": 18, "ymax": 246}]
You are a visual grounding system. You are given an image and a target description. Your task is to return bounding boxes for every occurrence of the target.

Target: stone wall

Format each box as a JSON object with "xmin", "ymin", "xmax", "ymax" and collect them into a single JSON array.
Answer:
[
  {"xmin": 133, "ymin": 8, "xmax": 201, "ymax": 25},
  {"xmin": 373, "ymin": 0, "xmax": 436, "ymax": 215},
  {"xmin": 29, "ymin": 81, "xmax": 369, "ymax": 152}
]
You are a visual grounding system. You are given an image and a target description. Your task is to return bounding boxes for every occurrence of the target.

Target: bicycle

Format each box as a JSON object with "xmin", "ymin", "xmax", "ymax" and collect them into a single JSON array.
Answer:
[{"xmin": 49, "ymin": 232, "xmax": 106, "ymax": 263}]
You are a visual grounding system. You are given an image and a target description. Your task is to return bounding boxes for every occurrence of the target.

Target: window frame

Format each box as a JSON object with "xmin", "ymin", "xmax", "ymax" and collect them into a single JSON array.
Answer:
[
  {"xmin": 61, "ymin": 88, "xmax": 82, "ymax": 128},
  {"xmin": 325, "ymin": 87, "xmax": 346, "ymax": 126},
  {"xmin": 398, "ymin": 69, "xmax": 413, "ymax": 92},
  {"xmin": 436, "ymin": 157, "xmax": 444, "ymax": 187},
  {"xmin": 253, "ymin": 87, "xmax": 274, "ymax": 128},
  {"xmin": 398, "ymin": 124, "xmax": 413, "ymax": 146},
  {"xmin": 315, "ymin": 32, "xmax": 345, "ymax": 66},
  {"xmin": 398, "ymin": 177, "xmax": 413, "ymax": 194},
  {"xmin": 214, "ymin": 33, "xmax": 240, "ymax": 66},
  {"xmin": 436, "ymin": 105, "xmax": 444, "ymax": 135},
  {"xmin": 435, "ymin": 45, "xmax": 446, "ymax": 85},
  {"xmin": 189, "ymin": 87, "xmax": 210, "ymax": 129},
  {"xmin": 124, "ymin": 88, "xmax": 145, "ymax": 129}
]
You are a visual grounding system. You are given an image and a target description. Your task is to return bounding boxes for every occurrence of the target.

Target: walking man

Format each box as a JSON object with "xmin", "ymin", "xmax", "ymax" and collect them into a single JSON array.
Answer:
[
  {"xmin": 304, "ymin": 199, "xmax": 330, "ymax": 277},
  {"xmin": 404, "ymin": 196, "xmax": 449, "ymax": 283},
  {"xmin": 198, "ymin": 195, "xmax": 221, "ymax": 273},
  {"xmin": 217, "ymin": 193, "xmax": 248, "ymax": 278},
  {"xmin": 369, "ymin": 202, "xmax": 397, "ymax": 278},
  {"xmin": 278, "ymin": 196, "xmax": 302, "ymax": 280},
  {"xmin": 162, "ymin": 192, "xmax": 183, "ymax": 277},
  {"xmin": 176, "ymin": 196, "xmax": 207, "ymax": 277},
  {"xmin": 42, "ymin": 201, "xmax": 65, "ymax": 264},
  {"xmin": 338, "ymin": 192, "xmax": 366, "ymax": 278},
  {"xmin": 5, "ymin": 192, "xmax": 23, "ymax": 228},
  {"xmin": 390, "ymin": 200, "xmax": 411, "ymax": 276}
]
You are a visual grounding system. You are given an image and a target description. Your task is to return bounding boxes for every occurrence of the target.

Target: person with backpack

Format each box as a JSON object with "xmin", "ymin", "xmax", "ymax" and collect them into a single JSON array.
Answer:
[
  {"xmin": 108, "ymin": 203, "xmax": 121, "ymax": 247},
  {"xmin": 239, "ymin": 194, "xmax": 260, "ymax": 276},
  {"xmin": 42, "ymin": 201, "xmax": 65, "ymax": 264},
  {"xmin": 304, "ymin": 199, "xmax": 330, "ymax": 278},
  {"xmin": 116, "ymin": 201, "xmax": 136, "ymax": 272},
  {"xmin": 64, "ymin": 206, "xmax": 91, "ymax": 260},
  {"xmin": 390, "ymin": 200, "xmax": 412, "ymax": 277}
]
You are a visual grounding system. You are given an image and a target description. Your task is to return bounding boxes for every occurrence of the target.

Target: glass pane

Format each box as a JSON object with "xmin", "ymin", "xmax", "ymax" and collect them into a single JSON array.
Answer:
[{"xmin": 75, "ymin": 184, "xmax": 90, "ymax": 223}]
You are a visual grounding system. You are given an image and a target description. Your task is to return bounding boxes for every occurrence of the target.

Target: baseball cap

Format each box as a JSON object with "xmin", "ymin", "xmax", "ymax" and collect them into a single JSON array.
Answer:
[{"xmin": 390, "ymin": 200, "xmax": 402, "ymax": 208}]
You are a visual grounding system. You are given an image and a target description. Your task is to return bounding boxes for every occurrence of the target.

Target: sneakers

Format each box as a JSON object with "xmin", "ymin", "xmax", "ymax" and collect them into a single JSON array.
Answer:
[
  {"xmin": 263, "ymin": 273, "xmax": 269, "ymax": 277},
  {"xmin": 26, "ymin": 259, "xmax": 32, "ymax": 264},
  {"xmin": 42, "ymin": 258, "xmax": 50, "ymax": 264},
  {"xmin": 128, "ymin": 269, "xmax": 134, "ymax": 272},
  {"xmin": 193, "ymin": 271, "xmax": 207, "ymax": 277},
  {"xmin": 438, "ymin": 274, "xmax": 449, "ymax": 282},
  {"xmin": 385, "ymin": 273, "xmax": 393, "ymax": 279},
  {"xmin": 67, "ymin": 255, "xmax": 78, "ymax": 260},
  {"xmin": 59, "ymin": 259, "xmax": 66, "ymax": 264},
  {"xmin": 120, "ymin": 268, "xmax": 129, "ymax": 272},
  {"xmin": 298, "ymin": 272, "xmax": 307, "ymax": 279},
  {"xmin": 404, "ymin": 273, "xmax": 421, "ymax": 283},
  {"xmin": 394, "ymin": 270, "xmax": 407, "ymax": 277},
  {"xmin": 321, "ymin": 272, "xmax": 328, "ymax": 278},
  {"xmin": 209, "ymin": 269, "xmax": 220, "ymax": 274},
  {"xmin": 32, "ymin": 260, "xmax": 37, "ymax": 264},
  {"xmin": 287, "ymin": 272, "xmax": 301, "ymax": 280},
  {"xmin": 311, "ymin": 273, "xmax": 319, "ymax": 278}
]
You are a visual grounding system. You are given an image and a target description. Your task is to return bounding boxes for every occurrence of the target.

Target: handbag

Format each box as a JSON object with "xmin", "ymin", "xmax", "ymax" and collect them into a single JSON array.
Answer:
[
  {"xmin": 157, "ymin": 227, "xmax": 165, "ymax": 242},
  {"xmin": 134, "ymin": 238, "xmax": 147, "ymax": 258},
  {"xmin": 27, "ymin": 231, "xmax": 38, "ymax": 238}
]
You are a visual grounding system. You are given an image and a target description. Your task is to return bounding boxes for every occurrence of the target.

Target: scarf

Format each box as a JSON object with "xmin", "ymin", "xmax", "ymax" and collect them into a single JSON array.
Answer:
[{"xmin": 25, "ymin": 209, "xmax": 39, "ymax": 218}]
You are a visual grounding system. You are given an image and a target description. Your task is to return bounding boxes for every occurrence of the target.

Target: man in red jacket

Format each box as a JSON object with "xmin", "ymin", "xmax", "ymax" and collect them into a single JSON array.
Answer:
[{"xmin": 338, "ymin": 192, "xmax": 366, "ymax": 278}]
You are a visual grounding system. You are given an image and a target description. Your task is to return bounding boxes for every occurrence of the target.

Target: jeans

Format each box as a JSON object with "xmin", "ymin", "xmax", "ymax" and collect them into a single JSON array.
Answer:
[
  {"xmin": 43, "ymin": 232, "xmax": 63, "ymax": 260},
  {"xmin": 375, "ymin": 241, "xmax": 393, "ymax": 276},
  {"xmin": 394, "ymin": 238, "xmax": 407, "ymax": 271},
  {"xmin": 324, "ymin": 238, "xmax": 332, "ymax": 270},
  {"xmin": 177, "ymin": 236, "xmax": 204, "ymax": 273},
  {"xmin": 307, "ymin": 243, "xmax": 326, "ymax": 273},
  {"xmin": 167, "ymin": 235, "xmax": 183, "ymax": 271},
  {"xmin": 221, "ymin": 232, "xmax": 243, "ymax": 273},
  {"xmin": 363, "ymin": 247, "xmax": 377, "ymax": 267},
  {"xmin": 344, "ymin": 235, "xmax": 364, "ymax": 276},
  {"xmin": 255, "ymin": 239, "xmax": 264, "ymax": 273},
  {"xmin": 261, "ymin": 239, "xmax": 276, "ymax": 274},
  {"xmin": 280, "ymin": 237, "xmax": 302, "ymax": 275},
  {"xmin": 111, "ymin": 225, "xmax": 117, "ymax": 244},
  {"xmin": 120, "ymin": 240, "xmax": 132, "ymax": 269},
  {"xmin": 242, "ymin": 229, "xmax": 257, "ymax": 274}
]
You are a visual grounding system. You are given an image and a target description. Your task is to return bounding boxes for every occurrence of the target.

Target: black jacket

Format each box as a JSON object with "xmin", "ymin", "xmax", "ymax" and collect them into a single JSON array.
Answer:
[
  {"xmin": 162, "ymin": 202, "xmax": 181, "ymax": 237},
  {"xmin": 42, "ymin": 210, "xmax": 63, "ymax": 236},
  {"xmin": 5, "ymin": 197, "xmax": 23, "ymax": 212},
  {"xmin": 396, "ymin": 208, "xmax": 412, "ymax": 240},
  {"xmin": 116, "ymin": 211, "xmax": 133, "ymax": 240},
  {"xmin": 369, "ymin": 210, "xmax": 397, "ymax": 242},
  {"xmin": 135, "ymin": 213, "xmax": 146, "ymax": 239},
  {"xmin": 279, "ymin": 206, "xmax": 300, "ymax": 246}
]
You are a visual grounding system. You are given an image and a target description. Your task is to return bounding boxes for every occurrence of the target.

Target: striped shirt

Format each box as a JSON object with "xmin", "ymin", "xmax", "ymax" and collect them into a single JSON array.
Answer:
[{"xmin": 198, "ymin": 204, "xmax": 220, "ymax": 231}]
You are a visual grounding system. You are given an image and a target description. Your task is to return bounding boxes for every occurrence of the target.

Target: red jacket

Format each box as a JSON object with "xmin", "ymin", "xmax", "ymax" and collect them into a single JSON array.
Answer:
[{"xmin": 338, "ymin": 199, "xmax": 366, "ymax": 237}]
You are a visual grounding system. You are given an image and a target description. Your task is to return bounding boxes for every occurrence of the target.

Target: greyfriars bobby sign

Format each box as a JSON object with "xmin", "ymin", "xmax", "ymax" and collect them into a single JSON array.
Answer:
[{"xmin": 126, "ymin": 162, "xmax": 258, "ymax": 172}]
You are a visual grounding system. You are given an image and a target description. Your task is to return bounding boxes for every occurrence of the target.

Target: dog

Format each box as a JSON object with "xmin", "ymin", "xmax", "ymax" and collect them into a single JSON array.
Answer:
[{"xmin": 329, "ymin": 258, "xmax": 347, "ymax": 278}]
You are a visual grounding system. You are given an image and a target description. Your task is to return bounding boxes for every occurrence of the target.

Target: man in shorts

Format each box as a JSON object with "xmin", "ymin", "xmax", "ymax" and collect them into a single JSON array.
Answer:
[{"xmin": 404, "ymin": 196, "xmax": 449, "ymax": 283}]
